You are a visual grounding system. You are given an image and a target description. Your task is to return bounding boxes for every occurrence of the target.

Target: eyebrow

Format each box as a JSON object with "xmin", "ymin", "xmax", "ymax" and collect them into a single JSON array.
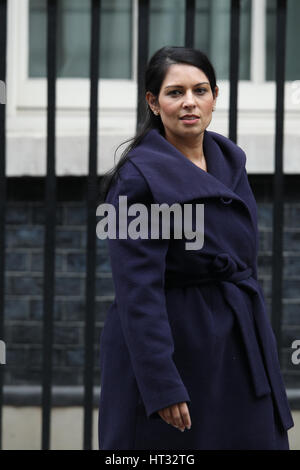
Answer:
[{"xmin": 165, "ymin": 82, "xmax": 210, "ymax": 89}]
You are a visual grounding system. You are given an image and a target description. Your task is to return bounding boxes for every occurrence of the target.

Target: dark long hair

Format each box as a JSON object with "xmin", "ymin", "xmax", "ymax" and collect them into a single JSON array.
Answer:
[{"xmin": 99, "ymin": 46, "xmax": 217, "ymax": 203}]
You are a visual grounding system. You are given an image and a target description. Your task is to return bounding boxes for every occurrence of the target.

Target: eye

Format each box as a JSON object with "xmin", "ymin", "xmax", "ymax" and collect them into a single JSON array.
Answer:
[
  {"xmin": 167, "ymin": 89, "xmax": 182, "ymax": 96},
  {"xmin": 195, "ymin": 88, "xmax": 207, "ymax": 94}
]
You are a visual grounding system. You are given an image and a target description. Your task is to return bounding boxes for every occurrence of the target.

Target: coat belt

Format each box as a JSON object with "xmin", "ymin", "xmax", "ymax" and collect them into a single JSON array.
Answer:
[{"xmin": 164, "ymin": 253, "xmax": 294, "ymax": 431}]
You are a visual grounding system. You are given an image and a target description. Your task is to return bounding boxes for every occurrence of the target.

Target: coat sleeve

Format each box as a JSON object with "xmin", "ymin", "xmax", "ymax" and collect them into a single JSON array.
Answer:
[{"xmin": 104, "ymin": 162, "xmax": 191, "ymax": 419}]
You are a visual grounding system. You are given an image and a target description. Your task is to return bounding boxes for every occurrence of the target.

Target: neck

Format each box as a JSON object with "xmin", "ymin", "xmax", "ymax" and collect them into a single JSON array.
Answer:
[{"xmin": 164, "ymin": 130, "xmax": 206, "ymax": 163}]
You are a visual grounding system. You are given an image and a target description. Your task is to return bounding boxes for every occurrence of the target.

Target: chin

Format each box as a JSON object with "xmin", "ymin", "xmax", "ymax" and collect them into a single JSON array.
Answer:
[{"xmin": 181, "ymin": 127, "xmax": 203, "ymax": 137}]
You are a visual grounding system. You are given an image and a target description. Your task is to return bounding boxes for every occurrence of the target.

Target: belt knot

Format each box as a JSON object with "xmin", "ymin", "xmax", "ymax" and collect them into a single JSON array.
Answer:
[
  {"xmin": 211, "ymin": 253, "xmax": 252, "ymax": 283},
  {"xmin": 164, "ymin": 253, "xmax": 253, "ymax": 289}
]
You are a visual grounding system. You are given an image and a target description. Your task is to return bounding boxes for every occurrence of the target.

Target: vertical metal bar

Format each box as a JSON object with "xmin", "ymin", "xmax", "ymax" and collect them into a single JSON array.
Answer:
[
  {"xmin": 185, "ymin": 0, "xmax": 195, "ymax": 48},
  {"xmin": 229, "ymin": 0, "xmax": 240, "ymax": 142},
  {"xmin": 41, "ymin": 0, "xmax": 57, "ymax": 450},
  {"xmin": 271, "ymin": 0, "xmax": 287, "ymax": 358},
  {"xmin": 0, "ymin": 0, "xmax": 7, "ymax": 452},
  {"xmin": 83, "ymin": 0, "xmax": 100, "ymax": 450},
  {"xmin": 136, "ymin": 0, "xmax": 150, "ymax": 132}
]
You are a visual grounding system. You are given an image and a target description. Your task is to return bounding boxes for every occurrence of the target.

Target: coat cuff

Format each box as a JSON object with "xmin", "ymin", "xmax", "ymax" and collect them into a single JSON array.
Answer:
[{"xmin": 144, "ymin": 386, "xmax": 191, "ymax": 420}]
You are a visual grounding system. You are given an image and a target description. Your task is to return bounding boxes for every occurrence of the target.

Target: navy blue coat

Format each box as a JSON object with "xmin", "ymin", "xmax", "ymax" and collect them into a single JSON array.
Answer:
[{"xmin": 98, "ymin": 128, "xmax": 294, "ymax": 450}]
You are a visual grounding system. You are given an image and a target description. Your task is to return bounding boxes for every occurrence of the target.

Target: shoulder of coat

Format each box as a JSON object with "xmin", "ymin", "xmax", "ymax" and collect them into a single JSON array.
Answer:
[
  {"xmin": 118, "ymin": 158, "xmax": 150, "ymax": 188},
  {"xmin": 112, "ymin": 159, "xmax": 153, "ymax": 203},
  {"xmin": 206, "ymin": 130, "xmax": 247, "ymax": 167}
]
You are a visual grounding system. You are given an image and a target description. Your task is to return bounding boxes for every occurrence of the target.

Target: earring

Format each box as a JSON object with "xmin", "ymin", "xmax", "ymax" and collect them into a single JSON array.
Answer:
[{"xmin": 153, "ymin": 110, "xmax": 159, "ymax": 116}]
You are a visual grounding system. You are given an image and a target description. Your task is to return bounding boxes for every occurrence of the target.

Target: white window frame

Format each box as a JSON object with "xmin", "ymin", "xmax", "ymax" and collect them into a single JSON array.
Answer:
[
  {"xmin": 6, "ymin": 0, "xmax": 300, "ymax": 135},
  {"xmin": 19, "ymin": 0, "xmax": 138, "ymax": 108}
]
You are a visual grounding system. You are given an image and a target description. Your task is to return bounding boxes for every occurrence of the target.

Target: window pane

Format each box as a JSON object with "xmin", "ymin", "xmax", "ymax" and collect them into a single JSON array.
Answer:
[
  {"xmin": 29, "ymin": 0, "xmax": 132, "ymax": 79},
  {"xmin": 149, "ymin": 0, "xmax": 185, "ymax": 56},
  {"xmin": 266, "ymin": 0, "xmax": 300, "ymax": 81},
  {"xmin": 149, "ymin": 0, "xmax": 251, "ymax": 81}
]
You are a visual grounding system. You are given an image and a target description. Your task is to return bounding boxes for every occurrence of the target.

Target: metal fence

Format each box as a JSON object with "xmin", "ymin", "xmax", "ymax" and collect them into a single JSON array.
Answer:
[{"xmin": 0, "ymin": 0, "xmax": 289, "ymax": 450}]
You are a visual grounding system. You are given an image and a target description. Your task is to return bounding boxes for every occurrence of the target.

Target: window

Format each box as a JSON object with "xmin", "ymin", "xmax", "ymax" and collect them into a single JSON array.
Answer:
[
  {"xmin": 29, "ymin": 0, "xmax": 252, "ymax": 81},
  {"xmin": 9, "ymin": 0, "xmax": 300, "ymax": 113},
  {"xmin": 27, "ymin": 0, "xmax": 300, "ymax": 84},
  {"xmin": 266, "ymin": 0, "xmax": 300, "ymax": 81},
  {"xmin": 29, "ymin": 0, "xmax": 133, "ymax": 79},
  {"xmin": 6, "ymin": 0, "xmax": 300, "ymax": 175},
  {"xmin": 149, "ymin": 0, "xmax": 251, "ymax": 81}
]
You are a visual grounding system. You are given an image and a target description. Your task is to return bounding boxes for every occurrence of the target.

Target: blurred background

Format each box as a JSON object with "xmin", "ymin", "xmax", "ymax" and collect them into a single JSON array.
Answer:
[{"xmin": 0, "ymin": 0, "xmax": 299, "ymax": 450}]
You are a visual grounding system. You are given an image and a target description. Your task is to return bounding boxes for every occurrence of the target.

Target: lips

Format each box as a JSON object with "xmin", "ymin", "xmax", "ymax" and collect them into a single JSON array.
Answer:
[{"xmin": 179, "ymin": 115, "xmax": 199, "ymax": 120}]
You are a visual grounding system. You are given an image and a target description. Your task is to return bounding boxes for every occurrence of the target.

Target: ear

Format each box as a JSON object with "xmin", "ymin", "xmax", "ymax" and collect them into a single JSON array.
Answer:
[
  {"xmin": 146, "ymin": 91, "xmax": 159, "ymax": 115},
  {"xmin": 213, "ymin": 85, "xmax": 219, "ymax": 104}
]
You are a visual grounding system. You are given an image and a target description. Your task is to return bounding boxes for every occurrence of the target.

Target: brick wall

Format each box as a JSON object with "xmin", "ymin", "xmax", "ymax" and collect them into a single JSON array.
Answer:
[
  {"xmin": 253, "ymin": 175, "xmax": 300, "ymax": 393},
  {"xmin": 4, "ymin": 177, "xmax": 113, "ymax": 389}
]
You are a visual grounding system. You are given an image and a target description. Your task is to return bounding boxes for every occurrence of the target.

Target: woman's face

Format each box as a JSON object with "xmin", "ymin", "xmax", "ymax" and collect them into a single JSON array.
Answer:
[{"xmin": 146, "ymin": 63, "xmax": 218, "ymax": 143}]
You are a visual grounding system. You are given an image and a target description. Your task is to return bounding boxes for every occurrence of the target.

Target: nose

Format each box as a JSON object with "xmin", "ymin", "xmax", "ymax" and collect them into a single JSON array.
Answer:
[{"xmin": 182, "ymin": 90, "xmax": 196, "ymax": 108}]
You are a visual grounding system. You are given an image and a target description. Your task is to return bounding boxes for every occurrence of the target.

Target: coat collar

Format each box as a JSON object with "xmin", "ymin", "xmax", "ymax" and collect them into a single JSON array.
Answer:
[{"xmin": 127, "ymin": 128, "xmax": 247, "ymax": 205}]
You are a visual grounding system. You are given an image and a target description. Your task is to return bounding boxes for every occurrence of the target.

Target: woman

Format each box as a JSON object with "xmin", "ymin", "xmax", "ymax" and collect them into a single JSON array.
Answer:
[{"xmin": 97, "ymin": 46, "xmax": 294, "ymax": 450}]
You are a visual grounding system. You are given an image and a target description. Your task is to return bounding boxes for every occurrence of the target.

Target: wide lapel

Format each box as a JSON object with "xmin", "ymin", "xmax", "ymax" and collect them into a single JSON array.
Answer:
[
  {"xmin": 203, "ymin": 129, "xmax": 245, "ymax": 192},
  {"xmin": 128, "ymin": 128, "xmax": 246, "ymax": 206}
]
